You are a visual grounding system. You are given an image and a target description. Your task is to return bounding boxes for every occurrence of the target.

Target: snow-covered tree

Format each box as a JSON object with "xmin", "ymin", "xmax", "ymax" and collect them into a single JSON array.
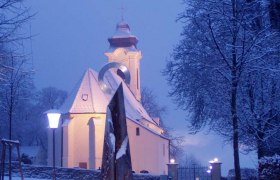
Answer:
[
  {"xmin": 259, "ymin": 154, "xmax": 280, "ymax": 179},
  {"xmin": 0, "ymin": 55, "xmax": 33, "ymax": 140},
  {"xmin": 164, "ymin": 1, "xmax": 280, "ymax": 179},
  {"xmin": 0, "ymin": 0, "xmax": 34, "ymax": 139},
  {"xmin": 27, "ymin": 87, "xmax": 67, "ymax": 149},
  {"xmin": 268, "ymin": 0, "xmax": 280, "ymax": 30},
  {"xmin": 239, "ymin": 71, "xmax": 280, "ymax": 159},
  {"xmin": 0, "ymin": 0, "xmax": 32, "ymax": 80}
]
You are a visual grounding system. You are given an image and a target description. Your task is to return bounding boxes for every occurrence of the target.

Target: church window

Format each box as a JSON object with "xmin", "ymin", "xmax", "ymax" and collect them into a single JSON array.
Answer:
[
  {"xmin": 163, "ymin": 144, "xmax": 165, "ymax": 156},
  {"xmin": 136, "ymin": 127, "xmax": 140, "ymax": 136}
]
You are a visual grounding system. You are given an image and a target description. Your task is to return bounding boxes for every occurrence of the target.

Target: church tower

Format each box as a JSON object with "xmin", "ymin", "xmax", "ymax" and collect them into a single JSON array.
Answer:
[{"xmin": 105, "ymin": 21, "xmax": 142, "ymax": 101}]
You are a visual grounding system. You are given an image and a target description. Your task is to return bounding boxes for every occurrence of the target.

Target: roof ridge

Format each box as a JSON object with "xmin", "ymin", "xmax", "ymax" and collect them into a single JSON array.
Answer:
[{"xmin": 87, "ymin": 69, "xmax": 96, "ymax": 112}]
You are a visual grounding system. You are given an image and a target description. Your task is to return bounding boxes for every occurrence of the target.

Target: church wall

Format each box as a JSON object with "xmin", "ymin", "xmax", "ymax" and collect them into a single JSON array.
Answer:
[
  {"xmin": 91, "ymin": 116, "xmax": 106, "ymax": 169},
  {"xmin": 127, "ymin": 119, "xmax": 169, "ymax": 175},
  {"xmin": 62, "ymin": 113, "xmax": 106, "ymax": 169},
  {"xmin": 55, "ymin": 113, "xmax": 168, "ymax": 175}
]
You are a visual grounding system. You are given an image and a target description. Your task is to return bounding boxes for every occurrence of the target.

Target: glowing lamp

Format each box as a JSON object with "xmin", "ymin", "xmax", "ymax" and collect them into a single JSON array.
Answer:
[
  {"xmin": 45, "ymin": 109, "xmax": 61, "ymax": 180},
  {"xmin": 45, "ymin": 109, "xmax": 61, "ymax": 129},
  {"xmin": 207, "ymin": 169, "xmax": 211, "ymax": 174},
  {"xmin": 170, "ymin": 158, "xmax": 175, "ymax": 164},
  {"xmin": 209, "ymin": 157, "xmax": 219, "ymax": 163}
]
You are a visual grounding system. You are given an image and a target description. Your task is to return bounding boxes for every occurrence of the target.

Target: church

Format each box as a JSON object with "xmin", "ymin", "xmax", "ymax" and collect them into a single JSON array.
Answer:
[{"xmin": 47, "ymin": 21, "xmax": 170, "ymax": 175}]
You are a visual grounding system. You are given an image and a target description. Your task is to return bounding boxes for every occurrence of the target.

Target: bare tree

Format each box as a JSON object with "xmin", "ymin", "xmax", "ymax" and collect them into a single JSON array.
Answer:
[
  {"xmin": 141, "ymin": 87, "xmax": 184, "ymax": 160},
  {"xmin": 0, "ymin": 0, "xmax": 33, "ymax": 80},
  {"xmin": 35, "ymin": 86, "xmax": 68, "ymax": 110},
  {"xmin": 0, "ymin": 56, "xmax": 33, "ymax": 138},
  {"xmin": 0, "ymin": 1, "xmax": 33, "ymax": 178},
  {"xmin": 0, "ymin": 54, "xmax": 33, "ymax": 180},
  {"xmin": 141, "ymin": 87, "xmax": 166, "ymax": 118},
  {"xmin": 182, "ymin": 153, "xmax": 202, "ymax": 168},
  {"xmin": 164, "ymin": 1, "xmax": 280, "ymax": 179},
  {"xmin": 30, "ymin": 87, "xmax": 67, "ymax": 147}
]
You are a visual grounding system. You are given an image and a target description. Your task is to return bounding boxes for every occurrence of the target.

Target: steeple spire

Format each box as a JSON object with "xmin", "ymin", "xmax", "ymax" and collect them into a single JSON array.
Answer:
[
  {"xmin": 119, "ymin": 4, "xmax": 125, "ymax": 22},
  {"xmin": 105, "ymin": 21, "xmax": 142, "ymax": 101},
  {"xmin": 108, "ymin": 21, "xmax": 138, "ymax": 49}
]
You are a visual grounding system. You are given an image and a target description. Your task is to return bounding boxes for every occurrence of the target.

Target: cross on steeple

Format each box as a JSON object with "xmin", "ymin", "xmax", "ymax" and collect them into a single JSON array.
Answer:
[{"xmin": 119, "ymin": 4, "xmax": 126, "ymax": 21}]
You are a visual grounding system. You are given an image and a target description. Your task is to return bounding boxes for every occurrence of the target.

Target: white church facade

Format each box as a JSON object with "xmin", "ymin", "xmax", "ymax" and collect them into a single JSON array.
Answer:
[{"xmin": 47, "ymin": 21, "xmax": 170, "ymax": 175}]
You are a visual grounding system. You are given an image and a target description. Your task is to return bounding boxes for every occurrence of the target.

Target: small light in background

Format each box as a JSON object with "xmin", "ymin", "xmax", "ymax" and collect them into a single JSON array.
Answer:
[{"xmin": 170, "ymin": 158, "xmax": 175, "ymax": 164}]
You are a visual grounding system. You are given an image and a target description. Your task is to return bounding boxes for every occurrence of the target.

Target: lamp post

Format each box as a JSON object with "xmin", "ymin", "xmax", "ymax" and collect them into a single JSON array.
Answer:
[
  {"xmin": 167, "ymin": 158, "xmax": 178, "ymax": 180},
  {"xmin": 46, "ymin": 109, "xmax": 61, "ymax": 180},
  {"xmin": 209, "ymin": 157, "xmax": 222, "ymax": 180}
]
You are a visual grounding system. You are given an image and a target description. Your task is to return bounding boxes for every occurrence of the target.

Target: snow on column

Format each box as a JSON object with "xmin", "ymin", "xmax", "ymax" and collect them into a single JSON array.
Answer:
[{"xmin": 101, "ymin": 83, "xmax": 133, "ymax": 180}]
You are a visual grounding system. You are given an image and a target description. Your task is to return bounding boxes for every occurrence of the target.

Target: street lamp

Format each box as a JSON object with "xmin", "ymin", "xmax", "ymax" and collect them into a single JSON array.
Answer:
[
  {"xmin": 45, "ymin": 109, "xmax": 61, "ymax": 180},
  {"xmin": 167, "ymin": 158, "xmax": 178, "ymax": 180},
  {"xmin": 209, "ymin": 157, "xmax": 222, "ymax": 180}
]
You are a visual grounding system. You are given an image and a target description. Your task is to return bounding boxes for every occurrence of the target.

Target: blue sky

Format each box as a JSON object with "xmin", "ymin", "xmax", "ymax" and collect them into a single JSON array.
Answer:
[{"xmin": 25, "ymin": 0, "xmax": 257, "ymax": 176}]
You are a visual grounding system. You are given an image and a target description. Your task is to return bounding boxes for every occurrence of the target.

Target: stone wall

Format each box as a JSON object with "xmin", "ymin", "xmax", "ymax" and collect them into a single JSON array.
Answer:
[{"xmin": 1, "ymin": 163, "xmax": 163, "ymax": 180}]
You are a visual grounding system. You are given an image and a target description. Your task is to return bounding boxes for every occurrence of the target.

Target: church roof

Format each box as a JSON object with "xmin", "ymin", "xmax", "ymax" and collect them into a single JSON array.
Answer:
[
  {"xmin": 60, "ymin": 69, "xmax": 108, "ymax": 113},
  {"xmin": 60, "ymin": 68, "xmax": 156, "ymax": 125},
  {"xmin": 108, "ymin": 21, "xmax": 138, "ymax": 49}
]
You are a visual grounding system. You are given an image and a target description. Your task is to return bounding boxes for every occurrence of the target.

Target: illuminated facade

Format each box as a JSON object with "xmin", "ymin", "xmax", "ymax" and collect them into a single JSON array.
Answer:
[{"xmin": 47, "ymin": 21, "xmax": 169, "ymax": 175}]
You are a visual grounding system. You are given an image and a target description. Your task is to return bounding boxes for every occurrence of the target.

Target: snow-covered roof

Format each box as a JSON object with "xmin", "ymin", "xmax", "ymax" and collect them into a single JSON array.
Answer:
[
  {"xmin": 60, "ymin": 68, "xmax": 156, "ymax": 125},
  {"xmin": 108, "ymin": 21, "xmax": 138, "ymax": 49},
  {"xmin": 112, "ymin": 21, "xmax": 136, "ymax": 38},
  {"xmin": 60, "ymin": 69, "xmax": 108, "ymax": 113}
]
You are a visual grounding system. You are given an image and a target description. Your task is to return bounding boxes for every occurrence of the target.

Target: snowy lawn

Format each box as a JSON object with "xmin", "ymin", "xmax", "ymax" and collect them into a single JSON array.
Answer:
[{"xmin": 4, "ymin": 177, "xmax": 46, "ymax": 180}]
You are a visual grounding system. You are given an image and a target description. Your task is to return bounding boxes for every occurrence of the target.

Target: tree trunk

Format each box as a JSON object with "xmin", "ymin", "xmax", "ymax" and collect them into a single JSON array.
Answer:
[
  {"xmin": 231, "ymin": 1, "xmax": 241, "ymax": 179},
  {"xmin": 257, "ymin": 130, "xmax": 265, "ymax": 179},
  {"xmin": 9, "ymin": 82, "xmax": 14, "ymax": 180},
  {"xmin": 231, "ymin": 75, "xmax": 241, "ymax": 180}
]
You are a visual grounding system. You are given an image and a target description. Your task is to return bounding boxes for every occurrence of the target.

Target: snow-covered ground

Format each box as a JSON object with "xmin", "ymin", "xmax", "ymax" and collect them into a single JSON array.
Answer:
[{"xmin": 4, "ymin": 177, "xmax": 46, "ymax": 180}]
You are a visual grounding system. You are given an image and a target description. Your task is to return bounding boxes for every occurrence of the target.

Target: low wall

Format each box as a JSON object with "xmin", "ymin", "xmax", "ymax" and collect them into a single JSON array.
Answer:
[{"xmin": 1, "ymin": 163, "xmax": 163, "ymax": 180}]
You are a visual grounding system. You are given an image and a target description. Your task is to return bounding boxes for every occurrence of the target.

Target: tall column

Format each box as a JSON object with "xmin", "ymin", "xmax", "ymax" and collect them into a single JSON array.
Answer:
[
  {"xmin": 88, "ymin": 118, "xmax": 96, "ymax": 169},
  {"xmin": 210, "ymin": 160, "xmax": 222, "ymax": 180},
  {"xmin": 167, "ymin": 159, "xmax": 178, "ymax": 180}
]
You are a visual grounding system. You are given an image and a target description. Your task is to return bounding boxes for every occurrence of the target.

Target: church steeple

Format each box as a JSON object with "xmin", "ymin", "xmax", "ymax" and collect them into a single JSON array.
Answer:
[
  {"xmin": 105, "ymin": 21, "xmax": 142, "ymax": 101},
  {"xmin": 108, "ymin": 21, "xmax": 138, "ymax": 48}
]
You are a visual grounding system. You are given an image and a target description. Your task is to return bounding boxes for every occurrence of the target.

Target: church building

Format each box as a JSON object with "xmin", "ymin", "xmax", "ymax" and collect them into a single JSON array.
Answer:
[{"xmin": 47, "ymin": 21, "xmax": 170, "ymax": 175}]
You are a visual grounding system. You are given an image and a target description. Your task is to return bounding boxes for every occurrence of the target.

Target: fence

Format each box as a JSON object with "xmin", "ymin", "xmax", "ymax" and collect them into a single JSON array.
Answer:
[{"xmin": 177, "ymin": 166, "xmax": 211, "ymax": 180}]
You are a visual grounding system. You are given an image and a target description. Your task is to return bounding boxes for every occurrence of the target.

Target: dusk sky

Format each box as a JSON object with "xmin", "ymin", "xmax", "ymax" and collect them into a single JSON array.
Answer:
[{"xmin": 25, "ymin": 0, "xmax": 257, "ymax": 175}]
